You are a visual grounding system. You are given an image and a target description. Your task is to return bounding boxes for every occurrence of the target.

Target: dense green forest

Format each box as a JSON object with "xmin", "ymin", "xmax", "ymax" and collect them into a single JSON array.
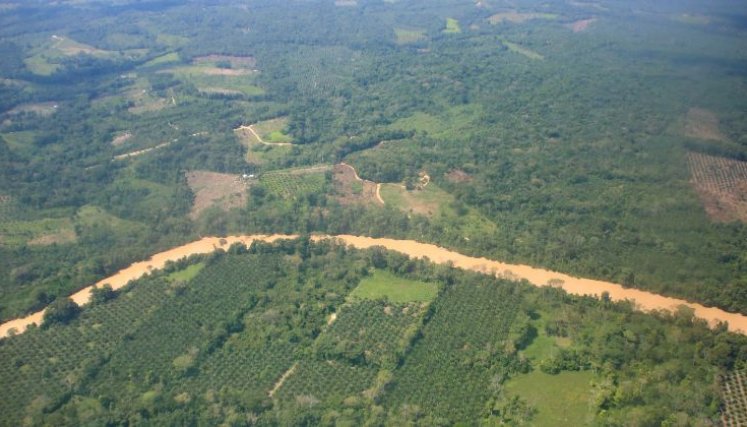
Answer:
[
  {"xmin": 1, "ymin": 238, "xmax": 745, "ymax": 425},
  {"xmin": 1, "ymin": 0, "xmax": 746, "ymax": 322}
]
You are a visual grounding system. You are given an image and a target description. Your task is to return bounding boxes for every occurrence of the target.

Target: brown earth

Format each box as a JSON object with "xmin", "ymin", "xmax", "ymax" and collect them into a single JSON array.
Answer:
[
  {"xmin": 111, "ymin": 132, "xmax": 132, "ymax": 146},
  {"xmin": 684, "ymin": 108, "xmax": 727, "ymax": 141},
  {"xmin": 568, "ymin": 18, "xmax": 596, "ymax": 32},
  {"xmin": 3, "ymin": 234, "xmax": 747, "ymax": 338},
  {"xmin": 688, "ymin": 152, "xmax": 747, "ymax": 222},
  {"xmin": 193, "ymin": 55, "xmax": 257, "ymax": 68},
  {"xmin": 186, "ymin": 170, "xmax": 249, "ymax": 220},
  {"xmin": 333, "ymin": 163, "xmax": 381, "ymax": 206},
  {"xmin": 445, "ymin": 169, "xmax": 473, "ymax": 183}
]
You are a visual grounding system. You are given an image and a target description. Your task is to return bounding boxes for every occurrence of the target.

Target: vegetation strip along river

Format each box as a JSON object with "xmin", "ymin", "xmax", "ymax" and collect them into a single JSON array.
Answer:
[{"xmin": 1, "ymin": 234, "xmax": 746, "ymax": 338}]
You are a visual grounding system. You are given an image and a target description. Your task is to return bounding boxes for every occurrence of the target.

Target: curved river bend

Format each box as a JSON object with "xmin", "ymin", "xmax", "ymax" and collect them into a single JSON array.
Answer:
[{"xmin": 2, "ymin": 234, "xmax": 745, "ymax": 338}]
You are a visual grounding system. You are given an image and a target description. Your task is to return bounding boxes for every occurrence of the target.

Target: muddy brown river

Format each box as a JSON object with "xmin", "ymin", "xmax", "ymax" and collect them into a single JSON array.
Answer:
[{"xmin": 1, "ymin": 234, "xmax": 745, "ymax": 337}]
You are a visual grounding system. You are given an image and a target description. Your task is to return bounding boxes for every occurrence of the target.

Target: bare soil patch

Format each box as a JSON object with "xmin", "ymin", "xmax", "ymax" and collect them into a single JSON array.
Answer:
[
  {"xmin": 684, "ymin": 108, "xmax": 726, "ymax": 141},
  {"xmin": 332, "ymin": 163, "xmax": 381, "ymax": 206},
  {"xmin": 111, "ymin": 132, "xmax": 132, "ymax": 146},
  {"xmin": 445, "ymin": 169, "xmax": 473, "ymax": 183},
  {"xmin": 27, "ymin": 229, "xmax": 77, "ymax": 246},
  {"xmin": 186, "ymin": 170, "xmax": 249, "ymax": 220},
  {"xmin": 567, "ymin": 18, "xmax": 596, "ymax": 32},
  {"xmin": 688, "ymin": 152, "xmax": 747, "ymax": 222},
  {"xmin": 193, "ymin": 55, "xmax": 256, "ymax": 68},
  {"xmin": 5, "ymin": 102, "xmax": 58, "ymax": 117}
]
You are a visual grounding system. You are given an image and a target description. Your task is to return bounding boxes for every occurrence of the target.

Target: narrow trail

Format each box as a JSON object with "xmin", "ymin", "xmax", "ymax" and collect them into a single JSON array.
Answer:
[
  {"xmin": 2, "ymin": 234, "xmax": 746, "ymax": 338},
  {"xmin": 235, "ymin": 124, "xmax": 292, "ymax": 147},
  {"xmin": 269, "ymin": 363, "xmax": 298, "ymax": 397},
  {"xmin": 339, "ymin": 162, "xmax": 385, "ymax": 206},
  {"xmin": 113, "ymin": 141, "xmax": 171, "ymax": 160}
]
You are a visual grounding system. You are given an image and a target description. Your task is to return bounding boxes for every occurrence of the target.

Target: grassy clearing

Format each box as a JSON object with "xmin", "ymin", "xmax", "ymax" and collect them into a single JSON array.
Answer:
[
  {"xmin": 381, "ymin": 182, "xmax": 497, "ymax": 239},
  {"xmin": 253, "ymin": 117, "xmax": 292, "ymax": 142},
  {"xmin": 444, "ymin": 18, "xmax": 462, "ymax": 34},
  {"xmin": 167, "ymin": 262, "xmax": 205, "ymax": 283},
  {"xmin": 156, "ymin": 33, "xmax": 190, "ymax": 47},
  {"xmin": 142, "ymin": 52, "xmax": 180, "ymax": 68},
  {"xmin": 0, "ymin": 217, "xmax": 76, "ymax": 246},
  {"xmin": 394, "ymin": 28, "xmax": 426, "ymax": 44},
  {"xmin": 502, "ymin": 41, "xmax": 544, "ymax": 60},
  {"xmin": 161, "ymin": 65, "xmax": 264, "ymax": 96},
  {"xmin": 1, "ymin": 131, "xmax": 36, "ymax": 152},
  {"xmin": 505, "ymin": 370, "xmax": 595, "ymax": 426},
  {"xmin": 388, "ymin": 104, "xmax": 482, "ymax": 139},
  {"xmin": 349, "ymin": 270, "xmax": 439, "ymax": 304}
]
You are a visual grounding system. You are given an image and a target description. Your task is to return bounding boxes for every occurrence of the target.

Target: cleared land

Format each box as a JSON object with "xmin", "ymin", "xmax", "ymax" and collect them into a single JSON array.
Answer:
[
  {"xmin": 235, "ymin": 118, "xmax": 293, "ymax": 164},
  {"xmin": 333, "ymin": 163, "xmax": 382, "ymax": 206},
  {"xmin": 687, "ymin": 152, "xmax": 747, "ymax": 222},
  {"xmin": 684, "ymin": 108, "xmax": 727, "ymax": 141},
  {"xmin": 349, "ymin": 269, "xmax": 439, "ymax": 303},
  {"xmin": 444, "ymin": 18, "xmax": 461, "ymax": 34},
  {"xmin": 488, "ymin": 11, "xmax": 558, "ymax": 24},
  {"xmin": 3, "ymin": 234, "xmax": 747, "ymax": 338},
  {"xmin": 0, "ymin": 217, "xmax": 76, "ymax": 246},
  {"xmin": 567, "ymin": 18, "xmax": 596, "ymax": 32},
  {"xmin": 185, "ymin": 171, "xmax": 248, "ymax": 220}
]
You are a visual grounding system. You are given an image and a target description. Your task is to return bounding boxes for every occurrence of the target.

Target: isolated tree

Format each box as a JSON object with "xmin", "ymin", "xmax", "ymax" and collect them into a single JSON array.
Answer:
[{"xmin": 42, "ymin": 297, "xmax": 80, "ymax": 327}]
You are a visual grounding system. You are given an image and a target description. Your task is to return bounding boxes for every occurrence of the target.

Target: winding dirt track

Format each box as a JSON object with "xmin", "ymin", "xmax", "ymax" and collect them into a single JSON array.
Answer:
[{"xmin": 1, "ymin": 234, "xmax": 746, "ymax": 338}]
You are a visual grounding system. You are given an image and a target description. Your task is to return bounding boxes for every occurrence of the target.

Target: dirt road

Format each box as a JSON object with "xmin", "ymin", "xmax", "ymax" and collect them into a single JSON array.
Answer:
[{"xmin": 2, "ymin": 234, "xmax": 746, "ymax": 338}]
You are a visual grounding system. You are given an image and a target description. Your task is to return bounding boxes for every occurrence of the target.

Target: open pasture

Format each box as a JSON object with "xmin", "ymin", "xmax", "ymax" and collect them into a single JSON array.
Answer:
[{"xmin": 349, "ymin": 269, "xmax": 439, "ymax": 304}]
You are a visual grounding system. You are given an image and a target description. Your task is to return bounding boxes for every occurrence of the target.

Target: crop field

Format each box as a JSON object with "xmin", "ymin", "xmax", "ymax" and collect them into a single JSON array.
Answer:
[
  {"xmin": 274, "ymin": 360, "xmax": 377, "ymax": 406},
  {"xmin": 687, "ymin": 152, "xmax": 747, "ymax": 222},
  {"xmin": 260, "ymin": 167, "xmax": 329, "ymax": 199},
  {"xmin": 721, "ymin": 369, "xmax": 747, "ymax": 426},
  {"xmin": 382, "ymin": 280, "xmax": 522, "ymax": 420},
  {"xmin": 348, "ymin": 269, "xmax": 439, "ymax": 303},
  {"xmin": 314, "ymin": 299, "xmax": 426, "ymax": 368}
]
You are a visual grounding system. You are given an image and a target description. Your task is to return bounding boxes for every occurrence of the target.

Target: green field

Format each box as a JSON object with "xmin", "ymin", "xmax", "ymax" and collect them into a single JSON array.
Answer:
[
  {"xmin": 502, "ymin": 40, "xmax": 544, "ymax": 60},
  {"xmin": 394, "ymin": 28, "xmax": 426, "ymax": 44},
  {"xmin": 505, "ymin": 370, "xmax": 595, "ymax": 426},
  {"xmin": 166, "ymin": 262, "xmax": 205, "ymax": 283},
  {"xmin": 348, "ymin": 269, "xmax": 439, "ymax": 303},
  {"xmin": 444, "ymin": 17, "xmax": 461, "ymax": 34}
]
